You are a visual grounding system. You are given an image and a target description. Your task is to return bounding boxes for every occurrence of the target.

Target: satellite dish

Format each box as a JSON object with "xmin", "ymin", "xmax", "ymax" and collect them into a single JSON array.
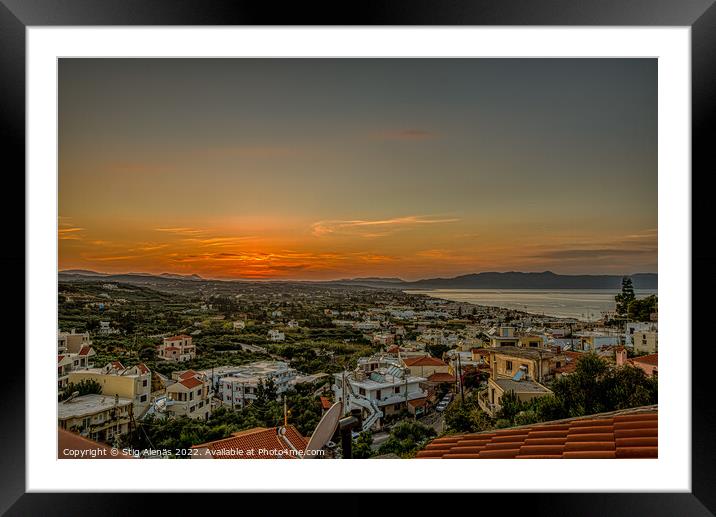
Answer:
[{"xmin": 303, "ymin": 401, "xmax": 342, "ymax": 459}]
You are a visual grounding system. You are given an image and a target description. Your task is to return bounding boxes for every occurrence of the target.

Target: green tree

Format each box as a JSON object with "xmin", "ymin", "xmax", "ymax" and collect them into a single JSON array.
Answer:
[
  {"xmin": 615, "ymin": 277, "xmax": 636, "ymax": 318},
  {"xmin": 352, "ymin": 431, "xmax": 374, "ymax": 459},
  {"xmin": 377, "ymin": 420, "xmax": 437, "ymax": 458},
  {"xmin": 627, "ymin": 295, "xmax": 657, "ymax": 322},
  {"xmin": 59, "ymin": 379, "xmax": 103, "ymax": 401}
]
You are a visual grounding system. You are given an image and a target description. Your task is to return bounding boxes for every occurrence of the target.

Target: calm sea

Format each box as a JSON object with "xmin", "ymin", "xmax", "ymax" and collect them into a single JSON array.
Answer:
[{"xmin": 406, "ymin": 289, "xmax": 658, "ymax": 321}]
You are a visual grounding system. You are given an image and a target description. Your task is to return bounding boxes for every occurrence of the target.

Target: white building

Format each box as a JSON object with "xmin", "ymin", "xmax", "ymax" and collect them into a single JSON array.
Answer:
[
  {"xmin": 232, "ymin": 321, "xmax": 246, "ymax": 331},
  {"xmin": 99, "ymin": 321, "xmax": 120, "ymax": 335},
  {"xmin": 333, "ymin": 355, "xmax": 427, "ymax": 431},
  {"xmin": 625, "ymin": 322, "xmax": 658, "ymax": 347},
  {"xmin": 214, "ymin": 361, "xmax": 297, "ymax": 408},
  {"xmin": 354, "ymin": 320, "xmax": 381, "ymax": 331},
  {"xmin": 268, "ymin": 329, "xmax": 285, "ymax": 342}
]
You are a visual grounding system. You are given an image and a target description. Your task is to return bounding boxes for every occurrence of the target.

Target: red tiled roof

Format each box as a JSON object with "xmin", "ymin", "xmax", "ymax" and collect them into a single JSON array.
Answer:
[
  {"xmin": 554, "ymin": 362, "xmax": 578, "ymax": 374},
  {"xmin": 633, "ymin": 354, "xmax": 658, "ymax": 367},
  {"xmin": 416, "ymin": 407, "xmax": 658, "ymax": 459},
  {"xmin": 58, "ymin": 355, "xmax": 65, "ymax": 362},
  {"xmin": 472, "ymin": 348, "xmax": 491, "ymax": 356},
  {"xmin": 192, "ymin": 426, "xmax": 308, "ymax": 459},
  {"xmin": 135, "ymin": 363, "xmax": 150, "ymax": 374},
  {"xmin": 178, "ymin": 370, "xmax": 199, "ymax": 380},
  {"xmin": 403, "ymin": 356, "xmax": 447, "ymax": 367},
  {"xmin": 427, "ymin": 372, "xmax": 457, "ymax": 383},
  {"xmin": 110, "ymin": 361, "xmax": 124, "ymax": 370},
  {"xmin": 319, "ymin": 396, "xmax": 332, "ymax": 410},
  {"xmin": 408, "ymin": 398, "xmax": 428, "ymax": 408},
  {"xmin": 179, "ymin": 376, "xmax": 204, "ymax": 389},
  {"xmin": 58, "ymin": 429, "xmax": 134, "ymax": 459},
  {"xmin": 78, "ymin": 345, "xmax": 94, "ymax": 356}
]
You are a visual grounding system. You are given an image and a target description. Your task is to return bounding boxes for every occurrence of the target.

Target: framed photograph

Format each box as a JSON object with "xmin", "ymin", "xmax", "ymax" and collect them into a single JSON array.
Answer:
[{"xmin": 4, "ymin": 0, "xmax": 713, "ymax": 513}]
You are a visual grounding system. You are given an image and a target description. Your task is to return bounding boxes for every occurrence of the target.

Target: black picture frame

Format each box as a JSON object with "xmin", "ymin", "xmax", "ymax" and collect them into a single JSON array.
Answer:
[{"xmin": 2, "ymin": 1, "xmax": 713, "ymax": 514}]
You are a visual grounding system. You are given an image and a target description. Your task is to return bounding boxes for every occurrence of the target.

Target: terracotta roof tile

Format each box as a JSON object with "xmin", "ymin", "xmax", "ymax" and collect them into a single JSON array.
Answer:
[
  {"xmin": 58, "ymin": 429, "xmax": 134, "ymax": 459},
  {"xmin": 319, "ymin": 396, "xmax": 332, "ymax": 410},
  {"xmin": 427, "ymin": 373, "xmax": 457, "ymax": 383},
  {"xmin": 191, "ymin": 426, "xmax": 307, "ymax": 459},
  {"xmin": 415, "ymin": 407, "xmax": 657, "ymax": 459},
  {"xmin": 403, "ymin": 356, "xmax": 447, "ymax": 367},
  {"xmin": 179, "ymin": 376, "xmax": 204, "ymax": 389},
  {"xmin": 633, "ymin": 354, "xmax": 658, "ymax": 367}
]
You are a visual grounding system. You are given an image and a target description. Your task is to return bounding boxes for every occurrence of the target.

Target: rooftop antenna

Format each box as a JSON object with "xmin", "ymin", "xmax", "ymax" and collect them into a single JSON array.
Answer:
[{"xmin": 303, "ymin": 400, "xmax": 343, "ymax": 459}]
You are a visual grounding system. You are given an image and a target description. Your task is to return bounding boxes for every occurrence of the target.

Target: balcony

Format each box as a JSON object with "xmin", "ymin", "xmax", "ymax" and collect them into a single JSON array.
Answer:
[{"xmin": 477, "ymin": 389, "xmax": 499, "ymax": 418}]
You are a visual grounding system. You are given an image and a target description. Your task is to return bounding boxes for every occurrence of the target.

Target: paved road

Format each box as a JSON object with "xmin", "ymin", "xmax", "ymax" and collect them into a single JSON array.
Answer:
[{"xmin": 370, "ymin": 431, "xmax": 390, "ymax": 450}]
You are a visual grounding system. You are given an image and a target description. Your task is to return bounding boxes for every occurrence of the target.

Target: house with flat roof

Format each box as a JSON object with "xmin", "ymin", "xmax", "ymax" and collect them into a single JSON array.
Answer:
[
  {"xmin": 58, "ymin": 393, "xmax": 133, "ymax": 445},
  {"xmin": 478, "ymin": 375, "xmax": 553, "ymax": 418},
  {"xmin": 333, "ymin": 355, "xmax": 427, "ymax": 431}
]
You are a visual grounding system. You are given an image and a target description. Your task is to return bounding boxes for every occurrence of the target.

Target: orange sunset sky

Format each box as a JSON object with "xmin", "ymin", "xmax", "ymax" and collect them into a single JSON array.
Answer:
[{"xmin": 58, "ymin": 59, "xmax": 657, "ymax": 280}]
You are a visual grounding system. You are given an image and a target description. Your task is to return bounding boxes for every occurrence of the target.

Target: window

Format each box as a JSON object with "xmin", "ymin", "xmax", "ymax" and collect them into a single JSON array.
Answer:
[
  {"xmin": 359, "ymin": 387, "xmax": 366, "ymax": 396},
  {"xmin": 394, "ymin": 404, "xmax": 401, "ymax": 410},
  {"xmin": 394, "ymin": 387, "xmax": 400, "ymax": 394},
  {"xmin": 143, "ymin": 379, "xmax": 148, "ymax": 387},
  {"xmin": 140, "ymin": 394, "xmax": 147, "ymax": 403},
  {"xmin": 506, "ymin": 361, "xmax": 513, "ymax": 371}
]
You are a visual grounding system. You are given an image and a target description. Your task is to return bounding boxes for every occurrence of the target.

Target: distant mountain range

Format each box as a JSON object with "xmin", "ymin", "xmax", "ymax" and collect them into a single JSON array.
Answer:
[
  {"xmin": 59, "ymin": 269, "xmax": 657, "ymax": 290},
  {"xmin": 60, "ymin": 270, "xmax": 204, "ymax": 282},
  {"xmin": 324, "ymin": 271, "xmax": 658, "ymax": 290}
]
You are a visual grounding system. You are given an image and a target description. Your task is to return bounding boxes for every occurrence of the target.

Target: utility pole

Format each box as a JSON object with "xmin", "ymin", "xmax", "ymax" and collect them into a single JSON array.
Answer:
[{"xmin": 457, "ymin": 353, "xmax": 464, "ymax": 403}]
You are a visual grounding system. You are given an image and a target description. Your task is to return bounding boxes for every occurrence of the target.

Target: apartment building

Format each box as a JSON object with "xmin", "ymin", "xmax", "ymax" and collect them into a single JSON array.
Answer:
[
  {"xmin": 68, "ymin": 362, "xmax": 152, "ymax": 417},
  {"xmin": 215, "ymin": 361, "xmax": 297, "ymax": 408},
  {"xmin": 58, "ymin": 329, "xmax": 92, "ymax": 354},
  {"xmin": 58, "ymin": 393, "xmax": 133, "ymax": 444},
  {"xmin": 58, "ymin": 345, "xmax": 96, "ymax": 390}
]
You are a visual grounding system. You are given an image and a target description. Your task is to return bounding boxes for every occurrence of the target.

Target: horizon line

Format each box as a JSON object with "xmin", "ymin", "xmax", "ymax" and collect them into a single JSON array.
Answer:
[{"xmin": 58, "ymin": 268, "xmax": 659, "ymax": 283}]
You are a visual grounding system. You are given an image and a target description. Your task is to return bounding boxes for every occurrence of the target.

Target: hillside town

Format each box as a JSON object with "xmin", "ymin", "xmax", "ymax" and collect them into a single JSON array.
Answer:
[{"xmin": 57, "ymin": 276, "xmax": 657, "ymax": 459}]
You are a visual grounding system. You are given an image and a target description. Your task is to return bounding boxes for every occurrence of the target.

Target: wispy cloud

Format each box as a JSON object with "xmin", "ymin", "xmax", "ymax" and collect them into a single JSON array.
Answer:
[
  {"xmin": 312, "ymin": 215, "xmax": 459, "ymax": 238},
  {"xmin": 58, "ymin": 222, "xmax": 86, "ymax": 241},
  {"xmin": 154, "ymin": 227, "xmax": 207, "ymax": 236},
  {"xmin": 529, "ymin": 229, "xmax": 657, "ymax": 263}
]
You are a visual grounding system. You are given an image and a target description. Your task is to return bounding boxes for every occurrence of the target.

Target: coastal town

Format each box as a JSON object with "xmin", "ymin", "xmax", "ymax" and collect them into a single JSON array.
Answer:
[{"xmin": 58, "ymin": 274, "xmax": 658, "ymax": 460}]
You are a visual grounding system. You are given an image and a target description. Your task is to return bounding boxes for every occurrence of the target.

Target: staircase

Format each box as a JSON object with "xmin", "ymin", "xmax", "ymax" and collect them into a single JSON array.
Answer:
[{"xmin": 345, "ymin": 382, "xmax": 383, "ymax": 432}]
